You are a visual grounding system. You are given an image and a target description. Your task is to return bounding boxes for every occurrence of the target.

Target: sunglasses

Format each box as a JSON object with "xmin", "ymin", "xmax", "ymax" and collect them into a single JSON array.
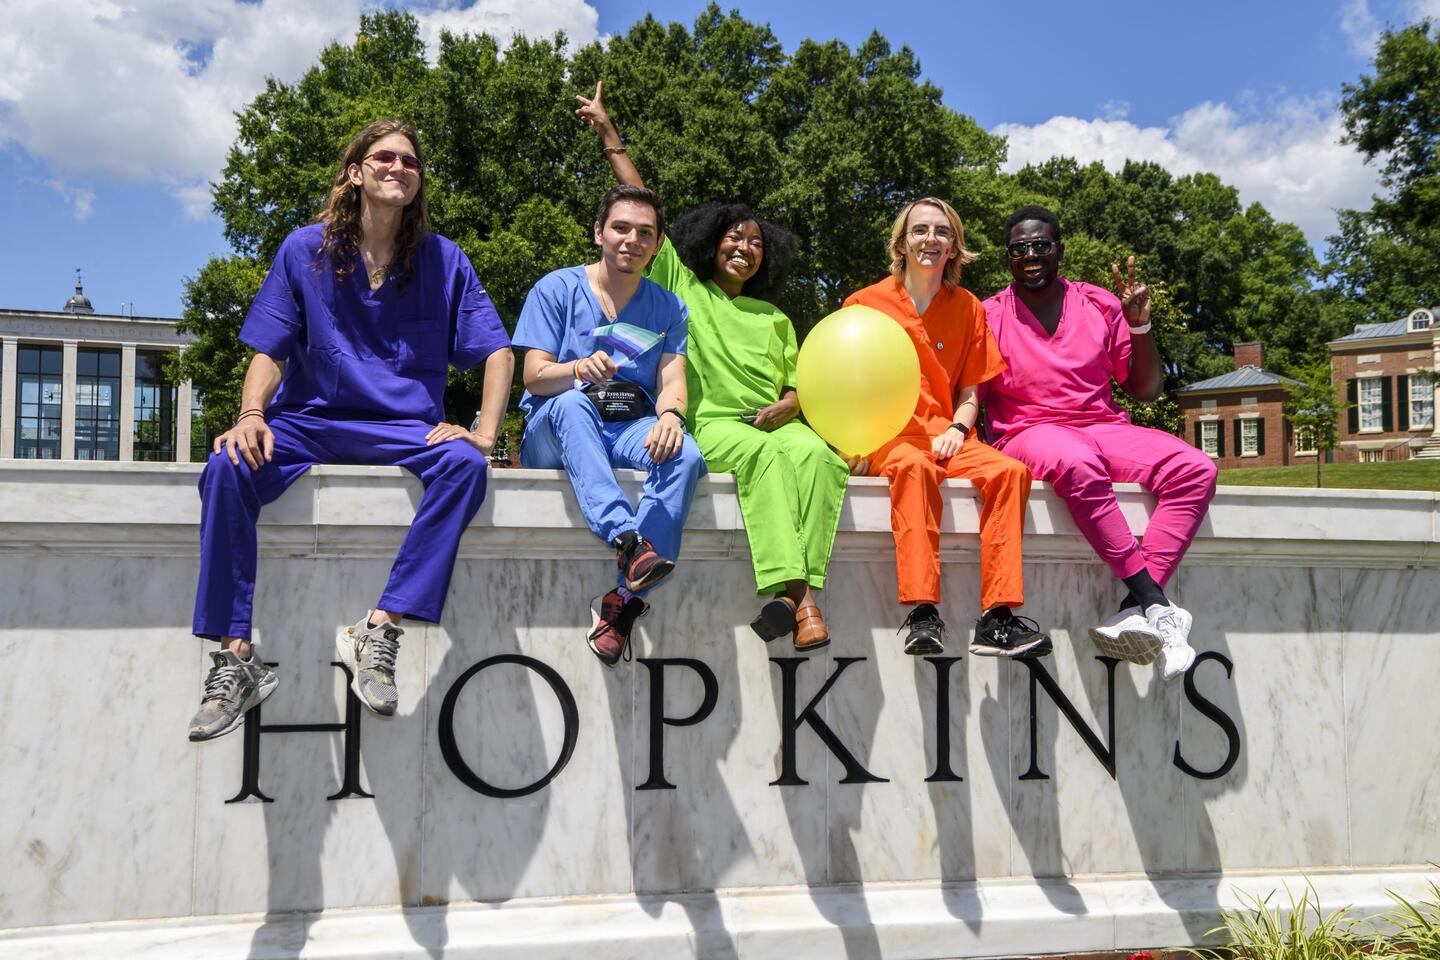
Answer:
[
  {"xmin": 364, "ymin": 149, "xmax": 423, "ymax": 172},
  {"xmin": 1006, "ymin": 238, "xmax": 1057, "ymax": 259}
]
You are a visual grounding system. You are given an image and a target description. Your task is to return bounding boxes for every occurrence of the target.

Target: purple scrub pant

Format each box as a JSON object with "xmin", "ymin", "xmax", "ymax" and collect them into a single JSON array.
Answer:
[{"xmin": 193, "ymin": 409, "xmax": 488, "ymax": 641}]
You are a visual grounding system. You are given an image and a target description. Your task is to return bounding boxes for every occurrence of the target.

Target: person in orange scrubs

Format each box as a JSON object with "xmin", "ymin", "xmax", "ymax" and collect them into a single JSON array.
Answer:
[{"xmin": 843, "ymin": 198, "xmax": 1051, "ymax": 658}]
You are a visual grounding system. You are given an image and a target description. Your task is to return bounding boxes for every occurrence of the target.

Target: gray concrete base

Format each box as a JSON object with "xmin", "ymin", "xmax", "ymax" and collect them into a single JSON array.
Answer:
[{"xmin": 2, "ymin": 869, "xmax": 1433, "ymax": 960}]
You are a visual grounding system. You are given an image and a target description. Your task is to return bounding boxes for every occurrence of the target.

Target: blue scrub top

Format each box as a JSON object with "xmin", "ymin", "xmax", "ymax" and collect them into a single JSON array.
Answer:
[
  {"xmin": 241, "ymin": 223, "xmax": 510, "ymax": 423},
  {"xmin": 512, "ymin": 266, "xmax": 688, "ymax": 420}
]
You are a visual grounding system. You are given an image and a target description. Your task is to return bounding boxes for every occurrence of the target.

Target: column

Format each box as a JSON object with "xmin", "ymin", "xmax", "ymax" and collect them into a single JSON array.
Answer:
[
  {"xmin": 176, "ymin": 375, "xmax": 193, "ymax": 464},
  {"xmin": 119, "ymin": 343, "xmax": 137, "ymax": 462},
  {"xmin": 1432, "ymin": 325, "xmax": 1439, "ymax": 441},
  {"xmin": 0, "ymin": 337, "xmax": 17, "ymax": 459},
  {"xmin": 60, "ymin": 340, "xmax": 78, "ymax": 460}
]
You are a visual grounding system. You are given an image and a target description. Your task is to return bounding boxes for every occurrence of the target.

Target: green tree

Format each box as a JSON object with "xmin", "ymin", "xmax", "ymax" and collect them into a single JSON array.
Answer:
[
  {"xmin": 1325, "ymin": 20, "xmax": 1440, "ymax": 327},
  {"xmin": 1284, "ymin": 360, "xmax": 1351, "ymax": 488},
  {"xmin": 182, "ymin": 6, "xmax": 1013, "ymax": 426}
]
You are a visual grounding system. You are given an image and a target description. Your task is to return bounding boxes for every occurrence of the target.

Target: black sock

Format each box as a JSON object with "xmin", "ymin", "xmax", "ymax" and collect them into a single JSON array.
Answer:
[
  {"xmin": 1117, "ymin": 593, "xmax": 1137, "ymax": 613},
  {"xmin": 1121, "ymin": 570, "xmax": 1168, "ymax": 610},
  {"xmin": 612, "ymin": 530, "xmax": 638, "ymax": 557},
  {"xmin": 982, "ymin": 605, "xmax": 1013, "ymax": 622}
]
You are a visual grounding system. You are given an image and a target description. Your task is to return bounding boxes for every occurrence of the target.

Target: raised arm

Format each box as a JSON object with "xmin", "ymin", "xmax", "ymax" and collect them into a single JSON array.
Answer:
[
  {"xmin": 576, "ymin": 81, "xmax": 645, "ymax": 189},
  {"xmin": 1112, "ymin": 256, "xmax": 1163, "ymax": 402}
]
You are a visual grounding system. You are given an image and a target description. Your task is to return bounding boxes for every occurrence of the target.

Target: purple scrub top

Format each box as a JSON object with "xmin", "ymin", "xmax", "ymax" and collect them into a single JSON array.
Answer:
[{"xmin": 240, "ymin": 223, "xmax": 510, "ymax": 423}]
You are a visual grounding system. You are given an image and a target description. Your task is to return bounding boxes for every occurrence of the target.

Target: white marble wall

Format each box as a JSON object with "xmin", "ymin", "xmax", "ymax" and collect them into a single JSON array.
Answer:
[{"xmin": 1, "ymin": 463, "xmax": 1437, "ymax": 937}]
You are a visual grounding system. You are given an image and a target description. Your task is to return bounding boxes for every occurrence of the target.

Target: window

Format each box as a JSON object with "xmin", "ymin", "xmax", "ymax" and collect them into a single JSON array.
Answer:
[
  {"xmin": 1410, "ymin": 376, "xmax": 1434, "ymax": 429},
  {"xmin": 1409, "ymin": 309, "xmax": 1434, "ymax": 333},
  {"xmin": 1201, "ymin": 399, "xmax": 1217, "ymax": 410},
  {"xmin": 1359, "ymin": 378, "xmax": 1384, "ymax": 431},
  {"xmin": 1241, "ymin": 396, "xmax": 1258, "ymax": 407},
  {"xmin": 1294, "ymin": 426, "xmax": 1317, "ymax": 455},
  {"xmin": 189, "ymin": 389, "xmax": 216, "ymax": 463},
  {"xmin": 134, "ymin": 350, "xmax": 177, "ymax": 461},
  {"xmin": 1241, "ymin": 418, "xmax": 1259, "ymax": 456},
  {"xmin": 75, "ymin": 349, "xmax": 121, "ymax": 460},
  {"xmin": 1360, "ymin": 448, "xmax": 1384, "ymax": 463},
  {"xmin": 16, "ymin": 345, "xmax": 62, "ymax": 459},
  {"xmin": 1200, "ymin": 420, "xmax": 1219, "ymax": 457}
]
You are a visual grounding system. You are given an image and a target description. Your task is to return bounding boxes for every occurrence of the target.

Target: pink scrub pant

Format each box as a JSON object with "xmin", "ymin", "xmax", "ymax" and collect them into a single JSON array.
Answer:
[{"xmin": 995, "ymin": 421, "xmax": 1217, "ymax": 587}]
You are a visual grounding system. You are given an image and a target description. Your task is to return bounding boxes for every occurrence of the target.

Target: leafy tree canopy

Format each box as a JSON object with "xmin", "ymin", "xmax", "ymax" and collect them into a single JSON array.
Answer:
[{"xmin": 176, "ymin": 4, "xmax": 1336, "ymax": 436}]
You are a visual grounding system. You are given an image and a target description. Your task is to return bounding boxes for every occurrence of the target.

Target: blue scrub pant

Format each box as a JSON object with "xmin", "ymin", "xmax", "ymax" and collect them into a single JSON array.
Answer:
[
  {"xmin": 193, "ymin": 409, "xmax": 488, "ymax": 640},
  {"xmin": 520, "ymin": 390, "xmax": 706, "ymax": 593}
]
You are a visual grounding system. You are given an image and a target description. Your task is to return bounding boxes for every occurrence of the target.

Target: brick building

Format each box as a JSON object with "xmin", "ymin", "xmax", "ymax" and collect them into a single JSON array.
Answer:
[
  {"xmin": 1328, "ymin": 308, "xmax": 1439, "ymax": 462},
  {"xmin": 1175, "ymin": 342, "xmax": 1303, "ymax": 469}
]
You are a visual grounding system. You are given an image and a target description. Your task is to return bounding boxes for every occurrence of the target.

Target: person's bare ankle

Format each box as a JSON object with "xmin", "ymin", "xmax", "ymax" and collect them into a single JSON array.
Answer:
[{"xmin": 220, "ymin": 637, "xmax": 252, "ymax": 659}]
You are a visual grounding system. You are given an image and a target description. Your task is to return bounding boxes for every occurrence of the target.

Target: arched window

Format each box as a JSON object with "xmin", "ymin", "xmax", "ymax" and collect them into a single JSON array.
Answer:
[{"xmin": 1409, "ymin": 309, "xmax": 1434, "ymax": 332}]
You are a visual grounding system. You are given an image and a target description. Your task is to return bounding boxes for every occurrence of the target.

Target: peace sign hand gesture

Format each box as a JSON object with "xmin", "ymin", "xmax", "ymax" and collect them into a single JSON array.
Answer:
[
  {"xmin": 1110, "ymin": 255, "xmax": 1151, "ymax": 328},
  {"xmin": 575, "ymin": 81, "xmax": 614, "ymax": 138}
]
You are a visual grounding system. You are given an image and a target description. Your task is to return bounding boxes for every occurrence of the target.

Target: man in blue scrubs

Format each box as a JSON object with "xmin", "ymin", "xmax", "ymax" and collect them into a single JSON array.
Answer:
[
  {"xmin": 188, "ymin": 119, "xmax": 514, "ymax": 741},
  {"xmin": 514, "ymin": 184, "xmax": 704, "ymax": 667}
]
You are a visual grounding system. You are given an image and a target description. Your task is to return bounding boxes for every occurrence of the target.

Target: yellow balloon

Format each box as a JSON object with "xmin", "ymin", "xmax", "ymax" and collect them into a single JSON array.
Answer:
[{"xmin": 796, "ymin": 305, "xmax": 920, "ymax": 457}]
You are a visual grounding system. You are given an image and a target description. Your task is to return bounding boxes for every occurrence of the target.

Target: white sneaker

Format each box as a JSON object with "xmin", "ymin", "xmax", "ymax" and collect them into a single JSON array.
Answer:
[
  {"xmin": 1088, "ymin": 606, "xmax": 1162, "ymax": 665},
  {"xmin": 1147, "ymin": 603, "xmax": 1197, "ymax": 681}
]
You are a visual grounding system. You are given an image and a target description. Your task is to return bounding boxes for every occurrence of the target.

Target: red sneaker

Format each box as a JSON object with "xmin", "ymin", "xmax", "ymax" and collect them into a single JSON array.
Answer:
[
  {"xmin": 586, "ymin": 590, "xmax": 649, "ymax": 667},
  {"xmin": 617, "ymin": 536, "xmax": 674, "ymax": 592}
]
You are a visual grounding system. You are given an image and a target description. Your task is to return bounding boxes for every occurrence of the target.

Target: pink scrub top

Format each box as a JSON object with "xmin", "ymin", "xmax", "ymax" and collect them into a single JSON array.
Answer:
[{"xmin": 980, "ymin": 278, "xmax": 1133, "ymax": 446}]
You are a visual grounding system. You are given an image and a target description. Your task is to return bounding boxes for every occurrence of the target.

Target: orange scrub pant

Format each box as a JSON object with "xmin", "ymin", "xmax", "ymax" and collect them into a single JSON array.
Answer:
[{"xmin": 872, "ymin": 436, "xmax": 1030, "ymax": 609}]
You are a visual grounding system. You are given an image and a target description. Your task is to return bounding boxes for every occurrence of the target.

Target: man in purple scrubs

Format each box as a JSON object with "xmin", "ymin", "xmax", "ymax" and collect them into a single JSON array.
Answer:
[{"xmin": 187, "ymin": 119, "xmax": 514, "ymax": 742}]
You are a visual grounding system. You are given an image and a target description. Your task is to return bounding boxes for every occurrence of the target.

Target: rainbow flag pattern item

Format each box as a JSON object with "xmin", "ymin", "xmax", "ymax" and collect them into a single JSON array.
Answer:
[{"xmin": 581, "ymin": 322, "xmax": 664, "ymax": 361}]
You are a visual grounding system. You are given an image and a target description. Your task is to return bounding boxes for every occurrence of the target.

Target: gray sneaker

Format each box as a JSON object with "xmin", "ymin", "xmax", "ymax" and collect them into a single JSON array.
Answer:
[
  {"xmin": 336, "ymin": 618, "xmax": 402, "ymax": 717},
  {"xmin": 188, "ymin": 649, "xmax": 278, "ymax": 742}
]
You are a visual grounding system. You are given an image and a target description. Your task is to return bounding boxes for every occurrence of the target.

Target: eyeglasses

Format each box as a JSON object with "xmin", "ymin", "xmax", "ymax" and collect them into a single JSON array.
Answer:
[
  {"xmin": 1006, "ymin": 238, "xmax": 1057, "ymax": 259},
  {"xmin": 364, "ymin": 149, "xmax": 423, "ymax": 173},
  {"xmin": 908, "ymin": 224, "xmax": 956, "ymax": 243}
]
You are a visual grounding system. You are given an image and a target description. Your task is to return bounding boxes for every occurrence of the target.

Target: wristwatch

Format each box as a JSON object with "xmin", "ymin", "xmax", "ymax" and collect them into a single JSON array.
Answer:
[
  {"xmin": 949, "ymin": 421, "xmax": 971, "ymax": 437},
  {"xmin": 661, "ymin": 407, "xmax": 687, "ymax": 430}
]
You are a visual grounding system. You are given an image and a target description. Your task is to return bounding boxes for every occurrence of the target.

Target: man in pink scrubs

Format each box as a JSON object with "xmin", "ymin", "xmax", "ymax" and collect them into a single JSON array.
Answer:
[{"xmin": 981, "ymin": 206, "xmax": 1216, "ymax": 680}]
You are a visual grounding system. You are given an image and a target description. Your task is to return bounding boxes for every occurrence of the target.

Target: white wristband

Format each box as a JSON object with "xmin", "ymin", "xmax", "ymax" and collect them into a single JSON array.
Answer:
[{"xmin": 1128, "ymin": 321, "xmax": 1153, "ymax": 335}]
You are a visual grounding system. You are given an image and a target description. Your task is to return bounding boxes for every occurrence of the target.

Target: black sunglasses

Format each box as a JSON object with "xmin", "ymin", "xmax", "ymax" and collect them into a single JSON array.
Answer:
[
  {"xmin": 364, "ymin": 149, "xmax": 423, "ymax": 172},
  {"xmin": 1006, "ymin": 238, "xmax": 1057, "ymax": 259}
]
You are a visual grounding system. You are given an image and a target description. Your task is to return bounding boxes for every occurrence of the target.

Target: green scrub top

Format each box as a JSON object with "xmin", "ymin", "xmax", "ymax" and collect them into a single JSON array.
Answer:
[{"xmin": 646, "ymin": 239, "xmax": 798, "ymax": 427}]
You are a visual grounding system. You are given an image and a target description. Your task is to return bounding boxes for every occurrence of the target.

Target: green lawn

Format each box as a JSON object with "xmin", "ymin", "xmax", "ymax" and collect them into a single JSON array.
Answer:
[{"xmin": 1218, "ymin": 458, "xmax": 1440, "ymax": 491}]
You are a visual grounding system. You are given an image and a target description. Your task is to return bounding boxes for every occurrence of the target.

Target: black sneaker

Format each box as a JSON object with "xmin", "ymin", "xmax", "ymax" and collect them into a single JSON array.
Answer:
[
  {"xmin": 970, "ymin": 607, "xmax": 1052, "ymax": 659},
  {"xmin": 587, "ymin": 589, "xmax": 648, "ymax": 667},
  {"xmin": 900, "ymin": 603, "xmax": 945, "ymax": 655},
  {"xmin": 614, "ymin": 532, "xmax": 675, "ymax": 592}
]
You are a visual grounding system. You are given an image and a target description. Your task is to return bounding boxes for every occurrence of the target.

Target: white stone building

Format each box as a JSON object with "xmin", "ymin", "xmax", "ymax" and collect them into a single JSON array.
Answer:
[{"xmin": 0, "ymin": 278, "xmax": 198, "ymax": 462}]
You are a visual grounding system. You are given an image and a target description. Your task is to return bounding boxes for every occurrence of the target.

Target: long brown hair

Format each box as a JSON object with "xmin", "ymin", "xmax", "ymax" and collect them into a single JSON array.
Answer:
[{"xmin": 315, "ymin": 119, "xmax": 431, "ymax": 283}]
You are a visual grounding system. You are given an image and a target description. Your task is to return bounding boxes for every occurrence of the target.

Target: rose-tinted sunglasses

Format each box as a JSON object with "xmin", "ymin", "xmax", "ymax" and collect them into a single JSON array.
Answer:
[{"xmin": 364, "ymin": 149, "xmax": 423, "ymax": 172}]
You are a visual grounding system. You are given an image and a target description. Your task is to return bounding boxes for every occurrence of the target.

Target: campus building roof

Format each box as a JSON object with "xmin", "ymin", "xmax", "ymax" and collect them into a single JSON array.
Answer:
[{"xmin": 1175, "ymin": 365, "xmax": 1301, "ymax": 393}]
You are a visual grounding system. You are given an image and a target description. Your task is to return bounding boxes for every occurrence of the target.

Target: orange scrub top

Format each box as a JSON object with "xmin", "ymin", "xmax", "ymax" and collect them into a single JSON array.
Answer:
[{"xmin": 843, "ymin": 276, "xmax": 1007, "ymax": 451}]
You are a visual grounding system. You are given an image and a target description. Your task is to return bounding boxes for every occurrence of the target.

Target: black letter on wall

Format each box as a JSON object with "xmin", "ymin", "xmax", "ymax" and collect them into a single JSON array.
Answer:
[
  {"xmin": 1020, "ymin": 657, "xmax": 1119, "ymax": 781},
  {"xmin": 769, "ymin": 657, "xmax": 889, "ymax": 786},
  {"xmin": 1173, "ymin": 651, "xmax": 1241, "ymax": 780},
  {"xmin": 637, "ymin": 657, "xmax": 719, "ymax": 791},
  {"xmin": 439, "ymin": 654, "xmax": 579, "ymax": 798},
  {"xmin": 229, "ymin": 660, "xmax": 373, "ymax": 804},
  {"xmin": 924, "ymin": 657, "xmax": 964, "ymax": 783}
]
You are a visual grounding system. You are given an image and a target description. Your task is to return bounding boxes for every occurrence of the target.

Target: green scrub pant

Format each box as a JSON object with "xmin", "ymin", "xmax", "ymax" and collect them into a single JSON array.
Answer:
[{"xmin": 693, "ymin": 418, "xmax": 849, "ymax": 595}]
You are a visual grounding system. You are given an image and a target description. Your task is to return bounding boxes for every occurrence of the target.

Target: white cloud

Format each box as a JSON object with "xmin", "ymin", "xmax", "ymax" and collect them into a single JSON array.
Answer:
[
  {"xmin": 1340, "ymin": 0, "xmax": 1381, "ymax": 56},
  {"xmin": 0, "ymin": 0, "xmax": 600, "ymax": 218},
  {"xmin": 994, "ymin": 97, "xmax": 1383, "ymax": 249},
  {"xmin": 44, "ymin": 179, "xmax": 96, "ymax": 220}
]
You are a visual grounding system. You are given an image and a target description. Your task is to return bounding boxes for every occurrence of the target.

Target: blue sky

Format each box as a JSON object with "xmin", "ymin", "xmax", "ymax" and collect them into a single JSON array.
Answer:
[{"xmin": 0, "ymin": 0, "xmax": 1431, "ymax": 319}]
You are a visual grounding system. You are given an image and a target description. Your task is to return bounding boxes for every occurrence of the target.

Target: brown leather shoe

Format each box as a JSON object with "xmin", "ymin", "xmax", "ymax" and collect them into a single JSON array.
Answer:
[{"xmin": 793, "ymin": 602, "xmax": 830, "ymax": 651}]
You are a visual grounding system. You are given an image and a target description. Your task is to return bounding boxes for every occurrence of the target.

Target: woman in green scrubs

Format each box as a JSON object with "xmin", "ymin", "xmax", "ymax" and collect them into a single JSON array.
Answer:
[{"xmin": 577, "ymin": 83, "xmax": 848, "ymax": 651}]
